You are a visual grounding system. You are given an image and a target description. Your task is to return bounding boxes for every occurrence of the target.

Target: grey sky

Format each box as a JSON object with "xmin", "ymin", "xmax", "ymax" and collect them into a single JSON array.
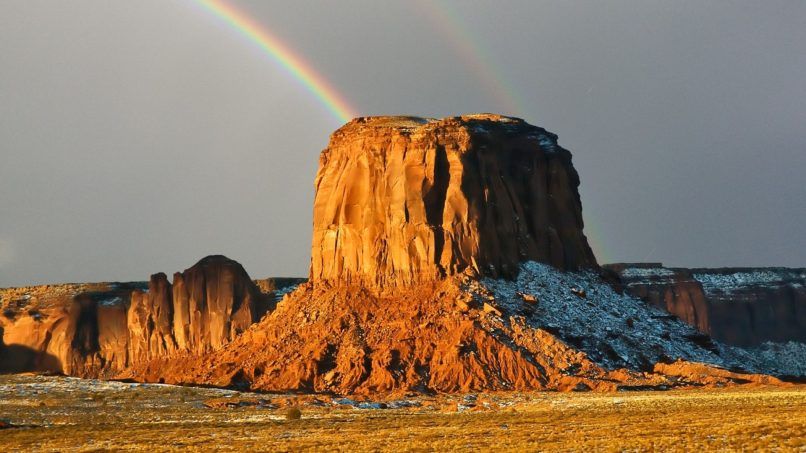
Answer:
[{"xmin": 1, "ymin": 0, "xmax": 804, "ymax": 286}]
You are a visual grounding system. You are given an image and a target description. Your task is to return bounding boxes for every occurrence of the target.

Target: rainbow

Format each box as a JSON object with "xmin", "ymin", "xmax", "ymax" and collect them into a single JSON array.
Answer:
[
  {"xmin": 418, "ymin": 2, "xmax": 612, "ymax": 262},
  {"xmin": 192, "ymin": 0, "xmax": 612, "ymax": 263},
  {"xmin": 191, "ymin": 0, "xmax": 356, "ymax": 123},
  {"xmin": 414, "ymin": 0, "xmax": 523, "ymax": 117}
]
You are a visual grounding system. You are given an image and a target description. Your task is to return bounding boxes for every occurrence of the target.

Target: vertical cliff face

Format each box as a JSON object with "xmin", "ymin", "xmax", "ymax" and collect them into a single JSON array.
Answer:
[
  {"xmin": 0, "ymin": 256, "xmax": 287, "ymax": 376},
  {"xmin": 604, "ymin": 265, "xmax": 713, "ymax": 334},
  {"xmin": 171, "ymin": 255, "xmax": 267, "ymax": 354},
  {"xmin": 607, "ymin": 264, "xmax": 806, "ymax": 346},
  {"xmin": 310, "ymin": 115, "xmax": 597, "ymax": 290},
  {"xmin": 0, "ymin": 283, "xmax": 141, "ymax": 375},
  {"xmin": 692, "ymin": 268, "xmax": 806, "ymax": 346},
  {"xmin": 128, "ymin": 273, "xmax": 177, "ymax": 365}
]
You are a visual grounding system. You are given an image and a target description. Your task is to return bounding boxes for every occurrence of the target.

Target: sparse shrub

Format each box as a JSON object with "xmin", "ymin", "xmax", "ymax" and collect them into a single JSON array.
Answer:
[
  {"xmin": 285, "ymin": 406, "xmax": 302, "ymax": 420},
  {"xmin": 90, "ymin": 393, "xmax": 108, "ymax": 407},
  {"xmin": 179, "ymin": 386, "xmax": 195, "ymax": 403}
]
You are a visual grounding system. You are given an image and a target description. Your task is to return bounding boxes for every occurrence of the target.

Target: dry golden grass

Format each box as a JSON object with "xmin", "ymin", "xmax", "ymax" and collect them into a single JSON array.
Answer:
[{"xmin": 0, "ymin": 375, "xmax": 803, "ymax": 451}]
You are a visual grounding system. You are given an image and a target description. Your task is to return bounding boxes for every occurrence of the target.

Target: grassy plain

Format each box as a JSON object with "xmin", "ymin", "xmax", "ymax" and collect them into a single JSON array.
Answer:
[{"xmin": 0, "ymin": 375, "xmax": 803, "ymax": 451}]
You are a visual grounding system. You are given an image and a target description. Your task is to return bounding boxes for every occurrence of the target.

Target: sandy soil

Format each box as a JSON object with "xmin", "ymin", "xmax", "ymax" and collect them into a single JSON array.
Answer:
[{"xmin": 0, "ymin": 374, "xmax": 804, "ymax": 451}]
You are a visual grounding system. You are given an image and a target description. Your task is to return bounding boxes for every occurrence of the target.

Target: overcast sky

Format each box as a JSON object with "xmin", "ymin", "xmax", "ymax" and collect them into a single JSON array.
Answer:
[{"xmin": 1, "ymin": 0, "xmax": 804, "ymax": 286}]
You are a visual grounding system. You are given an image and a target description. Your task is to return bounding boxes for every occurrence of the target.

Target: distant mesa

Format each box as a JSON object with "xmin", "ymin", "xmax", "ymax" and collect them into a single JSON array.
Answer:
[{"xmin": 606, "ymin": 263, "xmax": 806, "ymax": 347}]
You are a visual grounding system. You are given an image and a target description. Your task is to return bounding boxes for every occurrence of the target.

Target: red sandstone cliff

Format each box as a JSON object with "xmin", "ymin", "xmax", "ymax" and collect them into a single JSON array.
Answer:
[
  {"xmin": 606, "ymin": 264, "xmax": 806, "ymax": 346},
  {"xmin": 311, "ymin": 115, "xmax": 597, "ymax": 290},
  {"xmin": 0, "ymin": 256, "xmax": 289, "ymax": 376}
]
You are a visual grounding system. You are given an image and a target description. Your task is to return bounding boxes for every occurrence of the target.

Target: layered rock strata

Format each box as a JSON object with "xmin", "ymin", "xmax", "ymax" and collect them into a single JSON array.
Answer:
[
  {"xmin": 606, "ymin": 264, "xmax": 806, "ymax": 346},
  {"xmin": 311, "ymin": 115, "xmax": 597, "ymax": 290},
  {"xmin": 0, "ymin": 282, "xmax": 142, "ymax": 375}
]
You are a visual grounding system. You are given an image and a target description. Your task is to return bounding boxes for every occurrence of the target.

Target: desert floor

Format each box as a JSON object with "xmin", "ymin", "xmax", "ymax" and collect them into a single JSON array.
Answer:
[{"xmin": 0, "ymin": 374, "xmax": 803, "ymax": 451}]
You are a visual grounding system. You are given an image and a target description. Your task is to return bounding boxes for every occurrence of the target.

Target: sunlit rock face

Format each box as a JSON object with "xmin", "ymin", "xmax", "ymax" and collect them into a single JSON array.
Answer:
[
  {"xmin": 169, "ymin": 255, "xmax": 270, "ymax": 354},
  {"xmin": 127, "ymin": 255, "xmax": 277, "ymax": 365},
  {"xmin": 0, "ymin": 255, "xmax": 281, "ymax": 376},
  {"xmin": 0, "ymin": 282, "xmax": 144, "ymax": 376},
  {"xmin": 310, "ymin": 114, "xmax": 598, "ymax": 290}
]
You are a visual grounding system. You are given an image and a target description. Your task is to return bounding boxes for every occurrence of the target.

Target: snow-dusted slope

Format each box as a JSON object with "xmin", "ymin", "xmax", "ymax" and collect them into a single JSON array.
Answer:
[{"xmin": 481, "ymin": 262, "xmax": 805, "ymax": 377}]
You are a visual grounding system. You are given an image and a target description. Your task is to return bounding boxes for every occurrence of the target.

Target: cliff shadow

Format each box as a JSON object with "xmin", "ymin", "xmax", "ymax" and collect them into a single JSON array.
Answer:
[{"xmin": 0, "ymin": 327, "xmax": 62, "ymax": 373}]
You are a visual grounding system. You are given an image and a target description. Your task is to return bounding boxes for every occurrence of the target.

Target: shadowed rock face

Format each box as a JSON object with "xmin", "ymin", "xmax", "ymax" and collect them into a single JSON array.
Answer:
[
  {"xmin": 311, "ymin": 115, "xmax": 597, "ymax": 290},
  {"xmin": 0, "ymin": 256, "xmax": 286, "ymax": 376},
  {"xmin": 606, "ymin": 264, "xmax": 806, "ymax": 346}
]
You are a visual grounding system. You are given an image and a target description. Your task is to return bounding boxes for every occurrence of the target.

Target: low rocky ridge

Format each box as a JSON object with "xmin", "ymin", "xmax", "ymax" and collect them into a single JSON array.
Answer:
[
  {"xmin": 124, "ymin": 115, "xmax": 799, "ymax": 394},
  {"xmin": 605, "ymin": 264, "xmax": 806, "ymax": 347},
  {"xmin": 125, "ymin": 263, "xmax": 791, "ymax": 394},
  {"xmin": 0, "ymin": 256, "xmax": 303, "ymax": 376}
]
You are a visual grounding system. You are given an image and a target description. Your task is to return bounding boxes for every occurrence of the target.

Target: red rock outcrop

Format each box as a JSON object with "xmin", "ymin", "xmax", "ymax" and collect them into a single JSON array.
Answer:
[
  {"xmin": 170, "ymin": 255, "xmax": 270, "ymax": 354},
  {"xmin": 606, "ymin": 264, "xmax": 806, "ymax": 346},
  {"xmin": 128, "ymin": 273, "xmax": 177, "ymax": 365},
  {"xmin": 0, "ymin": 282, "xmax": 140, "ymax": 375},
  {"xmin": 4, "ymin": 114, "xmax": 796, "ymax": 394},
  {"xmin": 126, "ymin": 278, "xmax": 640, "ymax": 394},
  {"xmin": 0, "ymin": 256, "xmax": 286, "ymax": 376},
  {"xmin": 124, "ymin": 115, "xmax": 793, "ymax": 394},
  {"xmin": 311, "ymin": 115, "xmax": 597, "ymax": 290}
]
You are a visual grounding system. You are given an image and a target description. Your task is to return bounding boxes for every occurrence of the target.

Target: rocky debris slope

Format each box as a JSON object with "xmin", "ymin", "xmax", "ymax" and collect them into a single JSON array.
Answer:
[
  {"xmin": 485, "ymin": 263, "xmax": 803, "ymax": 377},
  {"xmin": 0, "ymin": 256, "xmax": 299, "ymax": 376},
  {"xmin": 606, "ymin": 264, "xmax": 806, "ymax": 346},
  {"xmin": 311, "ymin": 115, "xmax": 597, "ymax": 291},
  {"xmin": 126, "ymin": 263, "xmax": 789, "ymax": 394}
]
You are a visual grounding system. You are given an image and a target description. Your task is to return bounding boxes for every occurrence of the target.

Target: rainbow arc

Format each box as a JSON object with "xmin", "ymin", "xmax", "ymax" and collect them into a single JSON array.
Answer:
[{"xmin": 193, "ymin": 0, "xmax": 356, "ymax": 123}]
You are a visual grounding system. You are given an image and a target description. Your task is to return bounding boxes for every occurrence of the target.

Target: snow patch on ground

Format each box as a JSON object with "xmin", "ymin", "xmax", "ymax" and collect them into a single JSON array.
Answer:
[
  {"xmin": 272, "ymin": 284, "xmax": 303, "ymax": 303},
  {"xmin": 744, "ymin": 342, "xmax": 806, "ymax": 377},
  {"xmin": 620, "ymin": 267, "xmax": 676, "ymax": 279},
  {"xmin": 99, "ymin": 297, "xmax": 123, "ymax": 307},
  {"xmin": 480, "ymin": 262, "xmax": 803, "ymax": 377},
  {"xmin": 332, "ymin": 398, "xmax": 421, "ymax": 410},
  {"xmin": 471, "ymin": 124, "xmax": 490, "ymax": 134},
  {"xmin": 693, "ymin": 270, "xmax": 803, "ymax": 293}
]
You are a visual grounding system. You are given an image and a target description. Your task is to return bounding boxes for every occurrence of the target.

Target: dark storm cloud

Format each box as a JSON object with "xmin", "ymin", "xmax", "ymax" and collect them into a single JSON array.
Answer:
[{"xmin": 0, "ymin": 0, "xmax": 803, "ymax": 286}]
